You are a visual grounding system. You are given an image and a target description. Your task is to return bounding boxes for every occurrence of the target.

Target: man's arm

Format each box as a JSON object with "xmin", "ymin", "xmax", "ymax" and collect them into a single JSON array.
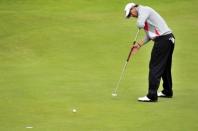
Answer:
[
  {"xmin": 137, "ymin": 8, "xmax": 150, "ymax": 29},
  {"xmin": 143, "ymin": 33, "xmax": 150, "ymax": 44},
  {"xmin": 131, "ymin": 34, "xmax": 150, "ymax": 54},
  {"xmin": 134, "ymin": 34, "xmax": 150, "ymax": 48},
  {"xmin": 132, "ymin": 7, "xmax": 151, "ymax": 54}
]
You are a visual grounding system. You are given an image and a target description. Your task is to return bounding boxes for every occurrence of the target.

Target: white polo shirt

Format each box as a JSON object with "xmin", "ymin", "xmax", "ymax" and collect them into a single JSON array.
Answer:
[{"xmin": 136, "ymin": 5, "xmax": 172, "ymax": 43}]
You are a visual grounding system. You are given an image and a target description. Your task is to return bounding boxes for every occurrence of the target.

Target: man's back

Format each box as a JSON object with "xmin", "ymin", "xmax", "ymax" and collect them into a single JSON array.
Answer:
[{"xmin": 137, "ymin": 5, "xmax": 172, "ymax": 39}]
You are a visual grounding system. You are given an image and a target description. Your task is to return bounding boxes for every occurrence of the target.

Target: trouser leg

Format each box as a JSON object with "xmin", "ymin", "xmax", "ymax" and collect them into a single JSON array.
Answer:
[
  {"xmin": 147, "ymin": 38, "xmax": 173, "ymax": 100},
  {"xmin": 162, "ymin": 40, "xmax": 175, "ymax": 96}
]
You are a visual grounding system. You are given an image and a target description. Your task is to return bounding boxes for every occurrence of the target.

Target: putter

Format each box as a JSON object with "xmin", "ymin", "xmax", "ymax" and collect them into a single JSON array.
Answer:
[{"xmin": 112, "ymin": 29, "xmax": 140, "ymax": 96}]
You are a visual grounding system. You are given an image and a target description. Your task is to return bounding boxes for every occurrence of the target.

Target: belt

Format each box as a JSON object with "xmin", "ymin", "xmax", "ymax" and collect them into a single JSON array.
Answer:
[{"xmin": 153, "ymin": 33, "xmax": 175, "ymax": 42}]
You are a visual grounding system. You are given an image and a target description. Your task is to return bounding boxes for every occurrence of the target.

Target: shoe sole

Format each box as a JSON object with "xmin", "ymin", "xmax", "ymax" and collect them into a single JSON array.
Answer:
[
  {"xmin": 158, "ymin": 95, "xmax": 173, "ymax": 98},
  {"xmin": 138, "ymin": 100, "xmax": 158, "ymax": 102}
]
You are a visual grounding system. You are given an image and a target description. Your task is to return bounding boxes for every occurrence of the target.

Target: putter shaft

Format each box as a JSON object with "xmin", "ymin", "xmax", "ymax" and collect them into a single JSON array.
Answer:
[
  {"xmin": 112, "ymin": 29, "xmax": 140, "ymax": 95},
  {"xmin": 113, "ymin": 61, "xmax": 128, "ymax": 94}
]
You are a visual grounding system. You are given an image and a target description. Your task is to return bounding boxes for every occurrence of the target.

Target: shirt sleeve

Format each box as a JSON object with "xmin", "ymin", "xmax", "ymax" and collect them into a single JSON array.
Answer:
[
  {"xmin": 137, "ymin": 8, "xmax": 150, "ymax": 29},
  {"xmin": 143, "ymin": 34, "xmax": 150, "ymax": 44}
]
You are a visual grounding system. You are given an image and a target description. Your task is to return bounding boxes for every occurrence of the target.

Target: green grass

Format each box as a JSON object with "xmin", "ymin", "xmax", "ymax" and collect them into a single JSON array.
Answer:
[{"xmin": 0, "ymin": 0, "xmax": 198, "ymax": 130}]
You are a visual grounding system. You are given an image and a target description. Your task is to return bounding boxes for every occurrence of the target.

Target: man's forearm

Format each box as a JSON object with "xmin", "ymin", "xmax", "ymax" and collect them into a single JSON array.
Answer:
[
  {"xmin": 143, "ymin": 34, "xmax": 150, "ymax": 44},
  {"xmin": 136, "ymin": 39, "xmax": 144, "ymax": 47}
]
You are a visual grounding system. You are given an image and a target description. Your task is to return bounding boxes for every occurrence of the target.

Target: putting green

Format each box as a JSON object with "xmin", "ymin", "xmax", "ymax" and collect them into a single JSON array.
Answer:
[{"xmin": 0, "ymin": 0, "xmax": 198, "ymax": 130}]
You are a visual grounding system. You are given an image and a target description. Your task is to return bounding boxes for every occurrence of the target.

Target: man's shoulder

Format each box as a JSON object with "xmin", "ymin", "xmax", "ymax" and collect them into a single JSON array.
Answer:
[
  {"xmin": 139, "ymin": 5, "xmax": 153, "ymax": 11},
  {"xmin": 138, "ymin": 5, "xmax": 152, "ymax": 15}
]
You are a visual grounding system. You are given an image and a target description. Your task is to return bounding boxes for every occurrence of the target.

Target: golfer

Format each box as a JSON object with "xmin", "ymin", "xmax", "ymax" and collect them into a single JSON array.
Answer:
[{"xmin": 124, "ymin": 3, "xmax": 175, "ymax": 102}]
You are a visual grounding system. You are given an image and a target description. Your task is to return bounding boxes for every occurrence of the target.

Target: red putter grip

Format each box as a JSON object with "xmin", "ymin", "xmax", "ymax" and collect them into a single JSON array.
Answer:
[{"xmin": 126, "ymin": 41, "xmax": 136, "ymax": 62}]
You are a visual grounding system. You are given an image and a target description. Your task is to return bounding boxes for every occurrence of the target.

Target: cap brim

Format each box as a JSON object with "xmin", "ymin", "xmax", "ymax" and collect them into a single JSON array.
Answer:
[
  {"xmin": 125, "ymin": 8, "xmax": 132, "ymax": 19},
  {"xmin": 125, "ymin": 14, "xmax": 131, "ymax": 19},
  {"xmin": 125, "ymin": 10, "xmax": 130, "ymax": 18},
  {"xmin": 126, "ymin": 14, "xmax": 131, "ymax": 19}
]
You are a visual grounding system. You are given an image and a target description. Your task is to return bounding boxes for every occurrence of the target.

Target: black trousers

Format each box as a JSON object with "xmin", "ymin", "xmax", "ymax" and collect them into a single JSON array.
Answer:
[{"xmin": 147, "ymin": 34, "xmax": 175, "ymax": 100}]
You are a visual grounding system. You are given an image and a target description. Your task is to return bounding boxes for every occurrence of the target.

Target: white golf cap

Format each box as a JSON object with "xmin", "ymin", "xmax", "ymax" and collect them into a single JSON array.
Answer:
[{"xmin": 124, "ymin": 3, "xmax": 136, "ymax": 18}]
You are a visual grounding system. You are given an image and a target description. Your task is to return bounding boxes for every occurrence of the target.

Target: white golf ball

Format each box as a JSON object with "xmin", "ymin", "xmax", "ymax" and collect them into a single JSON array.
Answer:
[
  {"xmin": 72, "ymin": 109, "xmax": 77, "ymax": 113},
  {"xmin": 112, "ymin": 93, "xmax": 117, "ymax": 97}
]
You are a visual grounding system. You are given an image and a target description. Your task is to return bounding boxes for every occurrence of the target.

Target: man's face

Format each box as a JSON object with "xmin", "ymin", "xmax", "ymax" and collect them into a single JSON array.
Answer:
[{"xmin": 130, "ymin": 7, "xmax": 138, "ymax": 18}]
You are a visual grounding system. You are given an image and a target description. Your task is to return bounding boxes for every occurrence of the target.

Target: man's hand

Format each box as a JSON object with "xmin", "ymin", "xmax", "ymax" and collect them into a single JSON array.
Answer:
[{"xmin": 132, "ymin": 40, "xmax": 144, "ymax": 54}]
